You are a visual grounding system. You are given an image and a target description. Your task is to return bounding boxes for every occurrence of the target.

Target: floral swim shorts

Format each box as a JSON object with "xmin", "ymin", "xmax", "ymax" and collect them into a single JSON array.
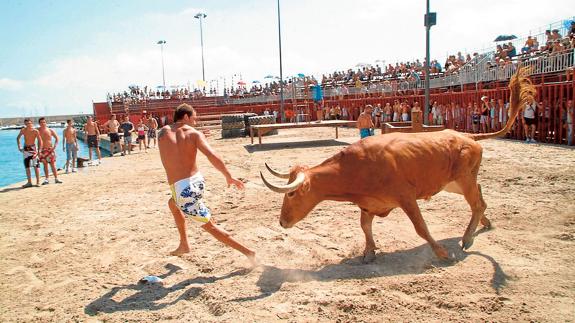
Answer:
[{"xmin": 170, "ymin": 173, "xmax": 211, "ymax": 224}]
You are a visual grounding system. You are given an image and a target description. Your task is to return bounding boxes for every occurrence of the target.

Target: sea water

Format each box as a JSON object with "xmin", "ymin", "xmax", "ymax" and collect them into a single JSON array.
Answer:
[{"xmin": 0, "ymin": 129, "xmax": 92, "ymax": 187}]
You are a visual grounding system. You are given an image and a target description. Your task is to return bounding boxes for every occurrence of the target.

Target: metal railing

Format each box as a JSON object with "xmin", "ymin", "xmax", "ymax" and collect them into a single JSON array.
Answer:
[{"xmin": 220, "ymin": 49, "xmax": 573, "ymax": 106}]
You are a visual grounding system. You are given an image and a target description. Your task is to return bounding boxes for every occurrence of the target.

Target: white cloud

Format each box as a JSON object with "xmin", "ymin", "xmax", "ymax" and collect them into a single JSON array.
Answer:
[{"xmin": 0, "ymin": 78, "xmax": 24, "ymax": 91}]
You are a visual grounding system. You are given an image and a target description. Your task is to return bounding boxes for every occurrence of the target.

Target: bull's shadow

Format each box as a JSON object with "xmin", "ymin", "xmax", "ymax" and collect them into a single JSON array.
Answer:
[
  {"xmin": 244, "ymin": 139, "xmax": 350, "ymax": 153},
  {"xmin": 233, "ymin": 234, "xmax": 507, "ymax": 302},
  {"xmin": 84, "ymin": 263, "xmax": 250, "ymax": 315}
]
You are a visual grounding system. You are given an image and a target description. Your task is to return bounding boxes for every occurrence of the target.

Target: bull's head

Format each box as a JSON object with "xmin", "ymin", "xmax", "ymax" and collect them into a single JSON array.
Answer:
[{"xmin": 261, "ymin": 163, "xmax": 320, "ymax": 228}]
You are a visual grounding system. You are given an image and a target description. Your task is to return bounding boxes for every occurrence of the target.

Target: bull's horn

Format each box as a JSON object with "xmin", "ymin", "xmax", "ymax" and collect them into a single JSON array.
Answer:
[
  {"xmin": 260, "ymin": 171, "xmax": 305, "ymax": 194},
  {"xmin": 265, "ymin": 163, "xmax": 291, "ymax": 179}
]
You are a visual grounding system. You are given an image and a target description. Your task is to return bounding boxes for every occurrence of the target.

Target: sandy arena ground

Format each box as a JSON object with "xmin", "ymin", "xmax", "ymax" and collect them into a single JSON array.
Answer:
[{"xmin": 0, "ymin": 127, "xmax": 574, "ymax": 322}]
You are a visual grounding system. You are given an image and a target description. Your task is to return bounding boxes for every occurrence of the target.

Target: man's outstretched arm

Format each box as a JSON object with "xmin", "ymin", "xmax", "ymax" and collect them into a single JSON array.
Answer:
[{"xmin": 195, "ymin": 131, "xmax": 244, "ymax": 189}]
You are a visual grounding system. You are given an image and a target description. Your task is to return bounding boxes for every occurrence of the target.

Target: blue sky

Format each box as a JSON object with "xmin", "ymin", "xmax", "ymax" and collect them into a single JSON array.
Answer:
[{"xmin": 0, "ymin": 0, "xmax": 573, "ymax": 117}]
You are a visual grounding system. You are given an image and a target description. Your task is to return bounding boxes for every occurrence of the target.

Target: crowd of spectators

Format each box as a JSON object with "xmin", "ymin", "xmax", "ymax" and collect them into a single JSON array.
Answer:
[{"xmin": 108, "ymin": 86, "xmax": 207, "ymax": 105}]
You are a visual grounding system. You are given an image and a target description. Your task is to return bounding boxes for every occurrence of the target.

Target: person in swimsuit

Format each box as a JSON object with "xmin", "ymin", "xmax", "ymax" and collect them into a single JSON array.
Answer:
[
  {"xmin": 357, "ymin": 105, "xmax": 375, "ymax": 139},
  {"xmin": 136, "ymin": 119, "xmax": 149, "ymax": 152},
  {"xmin": 103, "ymin": 114, "xmax": 121, "ymax": 155},
  {"xmin": 146, "ymin": 114, "xmax": 159, "ymax": 148},
  {"xmin": 84, "ymin": 116, "xmax": 102, "ymax": 164},
  {"xmin": 522, "ymin": 98, "xmax": 539, "ymax": 143},
  {"xmin": 158, "ymin": 103, "xmax": 256, "ymax": 265},
  {"xmin": 38, "ymin": 117, "xmax": 62, "ymax": 185},
  {"xmin": 480, "ymin": 96, "xmax": 490, "ymax": 133},
  {"xmin": 17, "ymin": 118, "xmax": 42, "ymax": 187},
  {"xmin": 62, "ymin": 119, "xmax": 79, "ymax": 173}
]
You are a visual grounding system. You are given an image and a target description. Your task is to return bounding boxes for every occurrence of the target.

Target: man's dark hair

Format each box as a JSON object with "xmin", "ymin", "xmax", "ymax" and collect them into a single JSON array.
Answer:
[
  {"xmin": 67, "ymin": 119, "xmax": 72, "ymax": 123},
  {"xmin": 39, "ymin": 117, "xmax": 46, "ymax": 122},
  {"xmin": 174, "ymin": 103, "xmax": 195, "ymax": 121},
  {"xmin": 24, "ymin": 118, "xmax": 31, "ymax": 123}
]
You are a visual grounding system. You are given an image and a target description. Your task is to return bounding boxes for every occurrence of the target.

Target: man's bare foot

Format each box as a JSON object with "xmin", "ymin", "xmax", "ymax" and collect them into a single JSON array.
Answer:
[{"xmin": 169, "ymin": 246, "xmax": 191, "ymax": 256}]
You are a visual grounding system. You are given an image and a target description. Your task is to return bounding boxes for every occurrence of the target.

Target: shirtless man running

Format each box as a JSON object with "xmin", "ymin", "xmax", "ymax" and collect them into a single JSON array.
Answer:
[
  {"xmin": 357, "ymin": 105, "xmax": 375, "ymax": 139},
  {"xmin": 38, "ymin": 117, "xmax": 62, "ymax": 184},
  {"xmin": 158, "ymin": 103, "xmax": 256, "ymax": 265},
  {"xmin": 16, "ymin": 118, "xmax": 42, "ymax": 187},
  {"xmin": 84, "ymin": 116, "xmax": 102, "ymax": 164}
]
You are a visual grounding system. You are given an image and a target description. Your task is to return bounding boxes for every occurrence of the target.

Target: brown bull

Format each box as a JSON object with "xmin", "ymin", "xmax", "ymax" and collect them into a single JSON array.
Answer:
[{"xmin": 261, "ymin": 68, "xmax": 536, "ymax": 262}]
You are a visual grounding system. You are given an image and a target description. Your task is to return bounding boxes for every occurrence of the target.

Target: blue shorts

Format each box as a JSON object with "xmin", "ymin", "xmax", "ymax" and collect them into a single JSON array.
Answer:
[
  {"xmin": 360, "ymin": 128, "xmax": 374, "ymax": 139},
  {"xmin": 66, "ymin": 143, "xmax": 78, "ymax": 161}
]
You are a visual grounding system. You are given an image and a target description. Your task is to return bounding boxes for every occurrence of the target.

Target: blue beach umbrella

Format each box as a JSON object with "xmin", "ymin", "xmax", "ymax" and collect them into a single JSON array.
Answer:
[{"xmin": 493, "ymin": 35, "xmax": 517, "ymax": 42}]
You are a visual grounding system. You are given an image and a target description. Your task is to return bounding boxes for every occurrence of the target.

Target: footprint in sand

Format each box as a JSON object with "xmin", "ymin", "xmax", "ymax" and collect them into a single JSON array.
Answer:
[{"xmin": 6, "ymin": 266, "xmax": 45, "ymax": 294}]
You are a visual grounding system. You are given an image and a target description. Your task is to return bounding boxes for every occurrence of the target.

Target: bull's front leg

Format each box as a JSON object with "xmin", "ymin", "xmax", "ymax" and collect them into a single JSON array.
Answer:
[{"xmin": 360, "ymin": 210, "xmax": 377, "ymax": 263}]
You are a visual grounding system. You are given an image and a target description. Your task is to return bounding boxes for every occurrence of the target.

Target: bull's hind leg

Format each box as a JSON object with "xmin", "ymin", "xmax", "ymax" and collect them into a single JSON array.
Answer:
[
  {"xmin": 444, "ymin": 181, "xmax": 491, "ymax": 228},
  {"xmin": 360, "ymin": 209, "xmax": 393, "ymax": 263},
  {"xmin": 360, "ymin": 211, "xmax": 377, "ymax": 263},
  {"xmin": 458, "ymin": 177, "xmax": 488, "ymax": 250},
  {"xmin": 400, "ymin": 199, "xmax": 448, "ymax": 260}
]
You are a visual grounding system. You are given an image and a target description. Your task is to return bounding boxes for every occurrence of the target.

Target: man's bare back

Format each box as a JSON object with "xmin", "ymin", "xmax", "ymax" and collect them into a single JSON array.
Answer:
[{"xmin": 158, "ymin": 124, "xmax": 202, "ymax": 184}]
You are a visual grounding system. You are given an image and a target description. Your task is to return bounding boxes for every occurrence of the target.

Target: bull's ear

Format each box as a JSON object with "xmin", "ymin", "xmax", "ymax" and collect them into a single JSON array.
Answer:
[{"xmin": 301, "ymin": 178, "xmax": 311, "ymax": 193}]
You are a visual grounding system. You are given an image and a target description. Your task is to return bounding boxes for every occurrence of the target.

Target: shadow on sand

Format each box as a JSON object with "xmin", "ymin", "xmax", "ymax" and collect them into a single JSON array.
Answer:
[
  {"xmin": 232, "ymin": 233, "xmax": 508, "ymax": 302},
  {"xmin": 84, "ymin": 263, "xmax": 251, "ymax": 315},
  {"xmin": 0, "ymin": 186, "xmax": 29, "ymax": 193},
  {"xmin": 244, "ymin": 139, "xmax": 350, "ymax": 153}
]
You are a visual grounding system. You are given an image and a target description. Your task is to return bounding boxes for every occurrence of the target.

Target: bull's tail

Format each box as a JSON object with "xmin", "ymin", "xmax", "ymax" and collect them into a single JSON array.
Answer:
[{"xmin": 466, "ymin": 66, "xmax": 537, "ymax": 141}]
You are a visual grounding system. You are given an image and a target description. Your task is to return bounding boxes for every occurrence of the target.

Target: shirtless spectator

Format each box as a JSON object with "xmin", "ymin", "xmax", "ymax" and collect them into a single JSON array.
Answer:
[
  {"xmin": 136, "ymin": 119, "xmax": 149, "ymax": 152},
  {"xmin": 157, "ymin": 104, "xmax": 256, "ymax": 265},
  {"xmin": 393, "ymin": 100, "xmax": 400, "ymax": 122},
  {"xmin": 103, "ymin": 114, "xmax": 121, "ymax": 155},
  {"xmin": 401, "ymin": 102, "xmax": 410, "ymax": 122},
  {"xmin": 62, "ymin": 119, "xmax": 78, "ymax": 173},
  {"xmin": 16, "ymin": 119, "xmax": 42, "ymax": 188},
  {"xmin": 383, "ymin": 102, "xmax": 392, "ymax": 122},
  {"xmin": 471, "ymin": 103, "xmax": 480, "ymax": 133},
  {"xmin": 147, "ymin": 114, "xmax": 159, "ymax": 148},
  {"xmin": 373, "ymin": 104, "xmax": 382, "ymax": 127},
  {"xmin": 119, "ymin": 115, "xmax": 134, "ymax": 156},
  {"xmin": 357, "ymin": 105, "xmax": 375, "ymax": 139},
  {"xmin": 38, "ymin": 117, "xmax": 62, "ymax": 185},
  {"xmin": 489, "ymin": 99, "xmax": 498, "ymax": 131},
  {"xmin": 84, "ymin": 116, "xmax": 102, "ymax": 164}
]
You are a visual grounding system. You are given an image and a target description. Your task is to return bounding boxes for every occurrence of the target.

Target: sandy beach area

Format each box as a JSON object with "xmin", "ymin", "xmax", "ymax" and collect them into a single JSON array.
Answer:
[{"xmin": 1, "ymin": 127, "xmax": 574, "ymax": 322}]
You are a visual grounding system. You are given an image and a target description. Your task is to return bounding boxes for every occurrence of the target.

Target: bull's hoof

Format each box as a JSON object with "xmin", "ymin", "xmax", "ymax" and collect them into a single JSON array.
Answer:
[
  {"xmin": 362, "ymin": 250, "xmax": 376, "ymax": 264},
  {"xmin": 481, "ymin": 217, "xmax": 492, "ymax": 229},
  {"xmin": 461, "ymin": 236, "xmax": 475, "ymax": 250}
]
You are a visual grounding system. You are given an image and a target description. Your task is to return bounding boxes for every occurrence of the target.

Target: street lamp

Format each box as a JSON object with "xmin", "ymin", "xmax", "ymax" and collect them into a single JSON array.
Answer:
[
  {"xmin": 157, "ymin": 40, "xmax": 167, "ymax": 89},
  {"xmin": 424, "ymin": 1, "xmax": 436, "ymax": 125},
  {"xmin": 276, "ymin": 0, "xmax": 285, "ymax": 123},
  {"xmin": 194, "ymin": 13, "xmax": 207, "ymax": 82}
]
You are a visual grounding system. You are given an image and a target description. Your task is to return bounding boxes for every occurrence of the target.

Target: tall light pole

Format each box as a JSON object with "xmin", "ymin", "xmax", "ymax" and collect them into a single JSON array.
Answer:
[
  {"xmin": 194, "ymin": 13, "xmax": 207, "ymax": 82},
  {"xmin": 157, "ymin": 40, "xmax": 167, "ymax": 89},
  {"xmin": 277, "ymin": 0, "xmax": 285, "ymax": 122},
  {"xmin": 424, "ymin": 1, "xmax": 436, "ymax": 125}
]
